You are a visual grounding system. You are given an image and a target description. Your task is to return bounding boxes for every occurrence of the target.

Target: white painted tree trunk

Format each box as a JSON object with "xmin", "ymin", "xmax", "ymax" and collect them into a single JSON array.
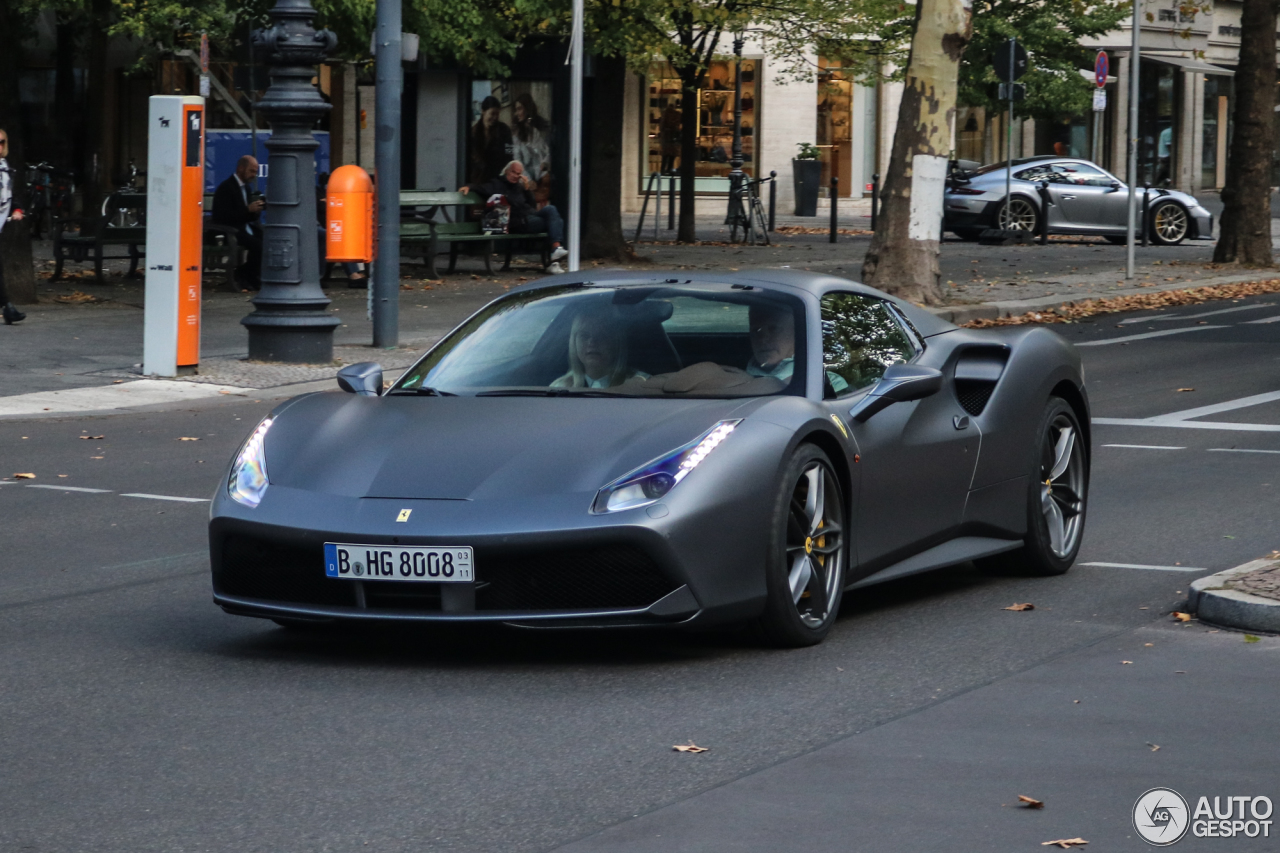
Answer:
[{"xmin": 861, "ymin": 0, "xmax": 973, "ymax": 305}]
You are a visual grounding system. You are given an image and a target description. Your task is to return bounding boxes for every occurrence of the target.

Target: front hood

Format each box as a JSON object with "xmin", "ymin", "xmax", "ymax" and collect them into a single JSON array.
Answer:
[{"xmin": 263, "ymin": 393, "xmax": 752, "ymax": 501}]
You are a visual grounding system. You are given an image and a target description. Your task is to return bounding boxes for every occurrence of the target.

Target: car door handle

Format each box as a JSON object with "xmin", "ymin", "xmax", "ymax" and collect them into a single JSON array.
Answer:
[
  {"xmin": 953, "ymin": 415, "xmax": 969, "ymax": 430},
  {"xmin": 1062, "ymin": 195, "xmax": 1076, "ymax": 200}
]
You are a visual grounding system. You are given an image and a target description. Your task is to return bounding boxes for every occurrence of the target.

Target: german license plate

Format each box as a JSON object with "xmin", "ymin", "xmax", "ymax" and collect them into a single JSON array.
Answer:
[{"xmin": 324, "ymin": 543, "xmax": 473, "ymax": 583}]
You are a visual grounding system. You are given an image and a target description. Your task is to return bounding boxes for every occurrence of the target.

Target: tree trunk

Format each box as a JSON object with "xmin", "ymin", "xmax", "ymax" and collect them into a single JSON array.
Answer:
[
  {"xmin": 677, "ymin": 71, "xmax": 700, "ymax": 243},
  {"xmin": 0, "ymin": 0, "xmax": 38, "ymax": 304},
  {"xmin": 81, "ymin": 0, "xmax": 113, "ymax": 217},
  {"xmin": 582, "ymin": 54, "xmax": 633, "ymax": 261},
  {"xmin": 861, "ymin": 0, "xmax": 972, "ymax": 305},
  {"xmin": 1213, "ymin": 0, "xmax": 1276, "ymax": 266}
]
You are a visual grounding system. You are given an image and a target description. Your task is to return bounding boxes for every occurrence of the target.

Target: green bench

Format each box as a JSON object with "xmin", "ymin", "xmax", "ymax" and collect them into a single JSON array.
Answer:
[
  {"xmin": 399, "ymin": 190, "xmax": 549, "ymax": 280},
  {"xmin": 52, "ymin": 191, "xmax": 147, "ymax": 283}
]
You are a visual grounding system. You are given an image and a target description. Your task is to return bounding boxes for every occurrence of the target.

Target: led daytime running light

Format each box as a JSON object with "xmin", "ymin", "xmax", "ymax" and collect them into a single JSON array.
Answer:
[
  {"xmin": 673, "ymin": 422, "xmax": 736, "ymax": 484},
  {"xmin": 228, "ymin": 416, "xmax": 273, "ymax": 507},
  {"xmin": 593, "ymin": 420, "xmax": 740, "ymax": 513}
]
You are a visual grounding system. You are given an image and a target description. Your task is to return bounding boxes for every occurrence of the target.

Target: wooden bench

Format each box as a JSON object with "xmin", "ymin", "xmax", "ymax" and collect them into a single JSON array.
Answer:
[
  {"xmin": 52, "ymin": 191, "xmax": 147, "ymax": 283},
  {"xmin": 399, "ymin": 190, "xmax": 549, "ymax": 280}
]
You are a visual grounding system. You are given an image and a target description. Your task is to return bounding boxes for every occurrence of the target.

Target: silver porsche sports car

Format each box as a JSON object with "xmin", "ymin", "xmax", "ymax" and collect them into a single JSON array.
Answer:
[
  {"xmin": 945, "ymin": 156, "xmax": 1213, "ymax": 245},
  {"xmin": 210, "ymin": 270, "xmax": 1089, "ymax": 647}
]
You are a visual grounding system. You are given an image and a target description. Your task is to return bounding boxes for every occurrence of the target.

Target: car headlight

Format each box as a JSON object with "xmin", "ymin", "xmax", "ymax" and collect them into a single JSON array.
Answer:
[
  {"xmin": 592, "ymin": 420, "xmax": 740, "ymax": 513},
  {"xmin": 228, "ymin": 416, "xmax": 273, "ymax": 508}
]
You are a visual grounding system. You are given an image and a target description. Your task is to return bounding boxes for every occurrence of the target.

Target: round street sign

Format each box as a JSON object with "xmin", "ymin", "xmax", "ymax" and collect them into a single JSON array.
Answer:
[
  {"xmin": 994, "ymin": 40, "xmax": 1029, "ymax": 82},
  {"xmin": 1095, "ymin": 51, "xmax": 1109, "ymax": 88}
]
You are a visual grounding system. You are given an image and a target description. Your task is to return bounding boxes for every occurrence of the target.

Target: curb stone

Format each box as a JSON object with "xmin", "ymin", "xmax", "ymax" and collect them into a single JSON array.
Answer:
[{"xmin": 1188, "ymin": 557, "xmax": 1280, "ymax": 634}]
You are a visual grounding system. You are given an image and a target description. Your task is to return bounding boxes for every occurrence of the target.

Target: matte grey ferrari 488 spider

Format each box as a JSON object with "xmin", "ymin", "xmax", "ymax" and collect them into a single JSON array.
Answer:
[
  {"xmin": 945, "ymin": 156, "xmax": 1213, "ymax": 245},
  {"xmin": 210, "ymin": 270, "xmax": 1089, "ymax": 646}
]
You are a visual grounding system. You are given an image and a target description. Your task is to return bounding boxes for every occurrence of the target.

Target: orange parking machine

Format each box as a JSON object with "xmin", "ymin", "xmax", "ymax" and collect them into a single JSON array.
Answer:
[
  {"xmin": 326, "ymin": 165, "xmax": 375, "ymax": 263},
  {"xmin": 143, "ymin": 95, "xmax": 205, "ymax": 376}
]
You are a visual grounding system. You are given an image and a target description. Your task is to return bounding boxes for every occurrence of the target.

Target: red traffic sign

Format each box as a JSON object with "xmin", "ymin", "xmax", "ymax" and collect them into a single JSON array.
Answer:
[{"xmin": 1095, "ymin": 51, "xmax": 1109, "ymax": 88}]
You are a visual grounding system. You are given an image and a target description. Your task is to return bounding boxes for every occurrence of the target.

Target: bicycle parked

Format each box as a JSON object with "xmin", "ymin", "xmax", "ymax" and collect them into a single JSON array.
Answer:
[{"xmin": 23, "ymin": 162, "xmax": 76, "ymax": 239}]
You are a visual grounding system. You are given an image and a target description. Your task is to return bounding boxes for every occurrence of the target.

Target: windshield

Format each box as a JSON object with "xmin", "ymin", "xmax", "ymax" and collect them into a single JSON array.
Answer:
[{"xmin": 393, "ymin": 284, "xmax": 808, "ymax": 398}]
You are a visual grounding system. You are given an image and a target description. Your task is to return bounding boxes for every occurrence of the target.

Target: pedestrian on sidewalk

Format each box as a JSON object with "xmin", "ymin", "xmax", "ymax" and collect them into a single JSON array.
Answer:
[
  {"xmin": 461, "ymin": 160, "xmax": 568, "ymax": 273},
  {"xmin": 211, "ymin": 155, "xmax": 265, "ymax": 290},
  {"xmin": 0, "ymin": 127, "xmax": 27, "ymax": 325}
]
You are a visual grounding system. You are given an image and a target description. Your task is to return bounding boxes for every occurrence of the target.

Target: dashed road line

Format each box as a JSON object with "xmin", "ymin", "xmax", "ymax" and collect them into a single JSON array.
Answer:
[
  {"xmin": 120, "ymin": 493, "xmax": 210, "ymax": 503},
  {"xmin": 1102, "ymin": 444, "xmax": 1185, "ymax": 450},
  {"xmin": 1094, "ymin": 418, "xmax": 1280, "ymax": 432},
  {"xmin": 1207, "ymin": 448, "xmax": 1280, "ymax": 455},
  {"xmin": 1118, "ymin": 304, "xmax": 1276, "ymax": 325},
  {"xmin": 1076, "ymin": 326, "xmax": 1227, "ymax": 347},
  {"xmin": 1081, "ymin": 562, "xmax": 1208, "ymax": 572},
  {"xmin": 1243, "ymin": 315, "xmax": 1280, "ymax": 324},
  {"xmin": 26, "ymin": 484, "xmax": 113, "ymax": 493}
]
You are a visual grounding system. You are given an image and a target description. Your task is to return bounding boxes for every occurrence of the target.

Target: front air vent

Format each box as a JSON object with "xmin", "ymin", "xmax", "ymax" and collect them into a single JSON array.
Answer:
[{"xmin": 953, "ymin": 347, "xmax": 1009, "ymax": 416}]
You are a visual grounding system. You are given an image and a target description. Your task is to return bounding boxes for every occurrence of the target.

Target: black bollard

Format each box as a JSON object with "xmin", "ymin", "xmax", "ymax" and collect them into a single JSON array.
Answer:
[
  {"xmin": 830, "ymin": 176, "xmax": 838, "ymax": 243},
  {"xmin": 668, "ymin": 173, "xmax": 675, "ymax": 231},
  {"xmin": 870, "ymin": 173, "xmax": 879, "ymax": 231},
  {"xmin": 1141, "ymin": 183, "xmax": 1150, "ymax": 247},
  {"xmin": 1037, "ymin": 180, "xmax": 1050, "ymax": 245},
  {"xmin": 768, "ymin": 171, "xmax": 777, "ymax": 232}
]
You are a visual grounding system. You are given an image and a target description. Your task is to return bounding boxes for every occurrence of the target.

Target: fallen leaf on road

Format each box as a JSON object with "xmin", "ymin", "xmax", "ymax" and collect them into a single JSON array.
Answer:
[
  {"xmin": 58, "ymin": 474, "xmax": 67, "ymax": 478},
  {"xmin": 1176, "ymin": 388, "xmax": 1195, "ymax": 392},
  {"xmin": 178, "ymin": 437, "xmax": 200, "ymax": 441},
  {"xmin": 1003, "ymin": 603, "xmax": 1035, "ymax": 611},
  {"xmin": 1244, "ymin": 634, "xmax": 1260, "ymax": 643},
  {"xmin": 1139, "ymin": 606, "xmax": 1149, "ymax": 610},
  {"xmin": 1144, "ymin": 643, "xmax": 1154, "ymax": 646},
  {"xmin": 1073, "ymin": 700, "xmax": 1080, "ymax": 704},
  {"xmin": 13, "ymin": 473, "xmax": 35, "ymax": 479},
  {"xmin": 1121, "ymin": 660, "xmax": 1133, "ymax": 665},
  {"xmin": 1173, "ymin": 612, "xmax": 1193, "ymax": 622},
  {"xmin": 673, "ymin": 743, "xmax": 708, "ymax": 754},
  {"xmin": 1147, "ymin": 743, "xmax": 1160, "ymax": 751},
  {"xmin": 1042, "ymin": 839, "xmax": 1088, "ymax": 849},
  {"xmin": 90, "ymin": 456, "xmax": 103, "ymax": 460},
  {"xmin": 54, "ymin": 290, "xmax": 101, "ymax": 304},
  {"xmin": 1018, "ymin": 795, "xmax": 1045, "ymax": 809},
  {"xmin": 218, "ymin": 389, "xmax": 231, "ymax": 395},
  {"xmin": 79, "ymin": 435, "xmax": 104, "ymax": 440}
]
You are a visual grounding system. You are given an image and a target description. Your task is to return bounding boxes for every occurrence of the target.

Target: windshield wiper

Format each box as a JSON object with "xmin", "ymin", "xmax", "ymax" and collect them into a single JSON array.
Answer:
[
  {"xmin": 386, "ymin": 386, "xmax": 456, "ymax": 396},
  {"xmin": 475, "ymin": 388, "xmax": 630, "ymax": 397}
]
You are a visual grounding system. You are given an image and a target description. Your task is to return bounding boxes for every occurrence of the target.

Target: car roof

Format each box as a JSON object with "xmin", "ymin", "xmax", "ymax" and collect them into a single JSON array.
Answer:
[{"xmin": 511, "ymin": 269, "xmax": 957, "ymax": 337}]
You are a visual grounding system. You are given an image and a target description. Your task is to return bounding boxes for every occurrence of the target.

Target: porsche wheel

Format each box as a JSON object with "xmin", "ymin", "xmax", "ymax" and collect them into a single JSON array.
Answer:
[
  {"xmin": 1149, "ymin": 201, "xmax": 1189, "ymax": 245},
  {"xmin": 997, "ymin": 197, "xmax": 1039, "ymax": 233},
  {"xmin": 978, "ymin": 398, "xmax": 1087, "ymax": 577},
  {"xmin": 756, "ymin": 445, "xmax": 846, "ymax": 647}
]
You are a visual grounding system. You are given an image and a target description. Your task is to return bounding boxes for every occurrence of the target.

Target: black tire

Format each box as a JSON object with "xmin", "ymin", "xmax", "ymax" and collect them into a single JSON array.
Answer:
[
  {"xmin": 996, "ymin": 197, "xmax": 1039, "ymax": 234},
  {"xmin": 977, "ymin": 397, "xmax": 1088, "ymax": 577},
  {"xmin": 1104, "ymin": 235, "xmax": 1127, "ymax": 245},
  {"xmin": 952, "ymin": 228, "xmax": 983, "ymax": 241},
  {"xmin": 754, "ymin": 445, "xmax": 847, "ymax": 647},
  {"xmin": 1149, "ymin": 200, "xmax": 1190, "ymax": 245}
]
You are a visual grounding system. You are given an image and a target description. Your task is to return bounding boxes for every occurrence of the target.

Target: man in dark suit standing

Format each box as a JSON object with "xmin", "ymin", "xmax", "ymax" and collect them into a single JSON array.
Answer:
[{"xmin": 211, "ymin": 154, "xmax": 265, "ymax": 289}]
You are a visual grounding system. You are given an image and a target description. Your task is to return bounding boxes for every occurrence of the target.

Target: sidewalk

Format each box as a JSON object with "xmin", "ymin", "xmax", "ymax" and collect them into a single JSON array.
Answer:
[{"xmin": 2, "ymin": 222, "xmax": 1278, "ymax": 414}]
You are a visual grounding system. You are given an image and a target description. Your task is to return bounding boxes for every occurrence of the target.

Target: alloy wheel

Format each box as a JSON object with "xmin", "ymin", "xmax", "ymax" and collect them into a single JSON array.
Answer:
[
  {"xmin": 998, "ymin": 198, "xmax": 1038, "ymax": 232},
  {"xmin": 1152, "ymin": 202, "xmax": 1188, "ymax": 244},
  {"xmin": 784, "ymin": 461, "xmax": 845, "ymax": 628},
  {"xmin": 1040, "ymin": 416, "xmax": 1085, "ymax": 558}
]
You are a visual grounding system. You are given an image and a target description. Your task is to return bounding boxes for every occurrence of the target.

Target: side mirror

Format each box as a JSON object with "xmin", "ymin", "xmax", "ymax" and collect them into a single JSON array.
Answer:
[
  {"xmin": 337, "ymin": 362, "xmax": 383, "ymax": 396},
  {"xmin": 1108, "ymin": 180, "xmax": 1121, "ymax": 190},
  {"xmin": 848, "ymin": 364, "xmax": 943, "ymax": 423}
]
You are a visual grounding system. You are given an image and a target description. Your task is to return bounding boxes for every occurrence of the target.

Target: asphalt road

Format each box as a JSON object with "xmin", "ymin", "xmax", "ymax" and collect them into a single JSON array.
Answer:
[{"xmin": 3, "ymin": 294, "xmax": 1280, "ymax": 851}]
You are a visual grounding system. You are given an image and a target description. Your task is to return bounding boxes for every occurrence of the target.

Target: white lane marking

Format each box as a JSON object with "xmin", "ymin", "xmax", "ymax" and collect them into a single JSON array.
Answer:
[
  {"xmin": 1094, "ymin": 418, "xmax": 1280, "ymax": 432},
  {"xmin": 1243, "ymin": 315, "xmax": 1280, "ymax": 324},
  {"xmin": 1102, "ymin": 444, "xmax": 1185, "ymax": 450},
  {"xmin": 1157, "ymin": 389, "xmax": 1280, "ymax": 421},
  {"xmin": 120, "ymin": 493, "xmax": 210, "ymax": 503},
  {"xmin": 0, "ymin": 380, "xmax": 253, "ymax": 416},
  {"xmin": 1118, "ymin": 304, "xmax": 1276, "ymax": 325},
  {"xmin": 1208, "ymin": 447, "xmax": 1280, "ymax": 454},
  {"xmin": 1081, "ymin": 562, "xmax": 1208, "ymax": 572},
  {"xmin": 1076, "ymin": 326, "xmax": 1227, "ymax": 346},
  {"xmin": 26, "ymin": 484, "xmax": 112, "ymax": 493}
]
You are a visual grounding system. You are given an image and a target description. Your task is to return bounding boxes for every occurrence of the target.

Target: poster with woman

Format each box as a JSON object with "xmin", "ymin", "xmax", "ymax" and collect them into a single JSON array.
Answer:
[{"xmin": 468, "ymin": 81, "xmax": 554, "ymax": 207}]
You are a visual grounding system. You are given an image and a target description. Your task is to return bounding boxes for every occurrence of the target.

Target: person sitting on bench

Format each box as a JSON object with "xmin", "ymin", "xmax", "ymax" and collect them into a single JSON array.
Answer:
[
  {"xmin": 212, "ymin": 155, "xmax": 265, "ymax": 290},
  {"xmin": 461, "ymin": 160, "xmax": 569, "ymax": 273}
]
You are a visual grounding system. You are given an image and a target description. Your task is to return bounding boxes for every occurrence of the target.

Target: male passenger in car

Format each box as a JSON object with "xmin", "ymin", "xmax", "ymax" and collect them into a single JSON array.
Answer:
[{"xmin": 746, "ymin": 304, "xmax": 848, "ymax": 393}]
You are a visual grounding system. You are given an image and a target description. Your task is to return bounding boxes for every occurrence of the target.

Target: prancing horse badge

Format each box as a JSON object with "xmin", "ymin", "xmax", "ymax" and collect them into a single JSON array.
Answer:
[{"xmin": 396, "ymin": 509, "xmax": 412, "ymax": 522}]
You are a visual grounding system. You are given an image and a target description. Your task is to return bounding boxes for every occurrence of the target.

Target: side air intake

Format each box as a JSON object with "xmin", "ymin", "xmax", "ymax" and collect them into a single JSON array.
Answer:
[{"xmin": 953, "ymin": 348, "xmax": 1009, "ymax": 416}]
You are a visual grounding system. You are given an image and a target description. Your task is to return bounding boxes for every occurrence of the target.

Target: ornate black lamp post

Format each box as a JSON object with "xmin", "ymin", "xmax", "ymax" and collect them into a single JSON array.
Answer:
[
  {"xmin": 723, "ymin": 34, "xmax": 749, "ymax": 242},
  {"xmin": 241, "ymin": 0, "xmax": 341, "ymax": 363}
]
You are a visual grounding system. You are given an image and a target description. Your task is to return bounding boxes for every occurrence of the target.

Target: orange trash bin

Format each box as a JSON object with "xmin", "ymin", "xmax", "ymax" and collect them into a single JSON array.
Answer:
[{"xmin": 326, "ymin": 165, "xmax": 375, "ymax": 263}]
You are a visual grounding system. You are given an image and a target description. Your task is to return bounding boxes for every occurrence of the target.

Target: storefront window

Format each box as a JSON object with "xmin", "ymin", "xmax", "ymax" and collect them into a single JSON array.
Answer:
[
  {"xmin": 816, "ymin": 57, "xmax": 853, "ymax": 197},
  {"xmin": 468, "ymin": 80, "xmax": 555, "ymax": 204},
  {"xmin": 1138, "ymin": 62, "xmax": 1177, "ymax": 186},
  {"xmin": 645, "ymin": 60, "xmax": 757, "ymax": 182},
  {"xmin": 1202, "ymin": 75, "xmax": 1231, "ymax": 190}
]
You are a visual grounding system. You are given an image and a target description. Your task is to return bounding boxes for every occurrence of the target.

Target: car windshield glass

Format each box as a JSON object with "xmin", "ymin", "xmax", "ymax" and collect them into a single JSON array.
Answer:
[{"xmin": 393, "ymin": 284, "xmax": 808, "ymax": 398}]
